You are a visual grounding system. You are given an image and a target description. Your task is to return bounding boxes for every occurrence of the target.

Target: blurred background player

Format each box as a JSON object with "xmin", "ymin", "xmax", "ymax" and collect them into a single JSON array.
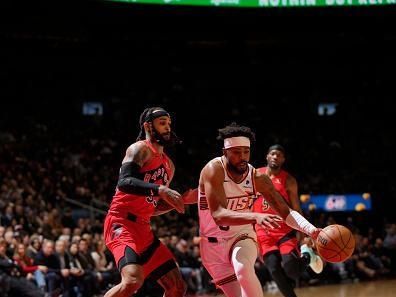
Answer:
[{"xmin": 253, "ymin": 144, "xmax": 323, "ymax": 297}]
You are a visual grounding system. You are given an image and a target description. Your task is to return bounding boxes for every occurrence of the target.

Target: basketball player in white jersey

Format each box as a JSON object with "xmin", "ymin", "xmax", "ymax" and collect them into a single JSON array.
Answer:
[{"xmin": 198, "ymin": 123, "xmax": 321, "ymax": 297}]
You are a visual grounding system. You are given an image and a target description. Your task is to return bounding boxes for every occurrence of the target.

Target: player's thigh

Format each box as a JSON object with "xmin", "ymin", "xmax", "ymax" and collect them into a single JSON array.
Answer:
[
  {"xmin": 279, "ymin": 237, "xmax": 299, "ymax": 256},
  {"xmin": 257, "ymin": 235, "xmax": 279, "ymax": 256},
  {"xmin": 200, "ymin": 238, "xmax": 235, "ymax": 284},
  {"xmin": 120, "ymin": 263, "xmax": 144, "ymax": 285},
  {"xmin": 143, "ymin": 240, "xmax": 178, "ymax": 281},
  {"xmin": 231, "ymin": 238, "xmax": 258, "ymax": 266}
]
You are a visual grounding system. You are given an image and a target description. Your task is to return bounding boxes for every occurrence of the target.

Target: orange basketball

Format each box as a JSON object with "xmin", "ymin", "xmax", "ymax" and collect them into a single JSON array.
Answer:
[{"xmin": 316, "ymin": 224, "xmax": 355, "ymax": 263}]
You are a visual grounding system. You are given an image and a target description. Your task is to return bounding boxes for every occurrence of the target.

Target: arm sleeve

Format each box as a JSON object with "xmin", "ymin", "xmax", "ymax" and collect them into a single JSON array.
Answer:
[
  {"xmin": 117, "ymin": 161, "xmax": 160, "ymax": 196},
  {"xmin": 285, "ymin": 210, "xmax": 316, "ymax": 237}
]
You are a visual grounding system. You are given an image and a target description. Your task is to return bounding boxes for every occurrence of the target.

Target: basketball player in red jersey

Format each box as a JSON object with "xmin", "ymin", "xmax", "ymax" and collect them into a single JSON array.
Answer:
[
  {"xmin": 104, "ymin": 107, "xmax": 194, "ymax": 297},
  {"xmin": 253, "ymin": 145, "xmax": 323, "ymax": 297}
]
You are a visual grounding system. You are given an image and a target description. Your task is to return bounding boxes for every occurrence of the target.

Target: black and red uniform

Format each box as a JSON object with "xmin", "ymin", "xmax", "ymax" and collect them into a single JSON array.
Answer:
[
  {"xmin": 253, "ymin": 167, "xmax": 298, "ymax": 256},
  {"xmin": 104, "ymin": 140, "xmax": 176, "ymax": 279}
]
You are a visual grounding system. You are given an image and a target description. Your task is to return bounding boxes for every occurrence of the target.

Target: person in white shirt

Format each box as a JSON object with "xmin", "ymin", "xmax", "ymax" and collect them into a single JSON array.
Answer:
[{"xmin": 198, "ymin": 123, "xmax": 321, "ymax": 297}]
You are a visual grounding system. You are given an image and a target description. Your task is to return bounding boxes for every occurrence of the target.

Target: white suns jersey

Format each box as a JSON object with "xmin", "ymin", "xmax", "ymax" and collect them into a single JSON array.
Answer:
[{"xmin": 198, "ymin": 157, "xmax": 257, "ymax": 239}]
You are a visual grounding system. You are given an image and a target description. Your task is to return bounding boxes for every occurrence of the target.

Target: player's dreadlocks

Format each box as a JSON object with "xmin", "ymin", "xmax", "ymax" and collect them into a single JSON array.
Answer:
[
  {"xmin": 136, "ymin": 107, "xmax": 181, "ymax": 146},
  {"xmin": 136, "ymin": 107, "xmax": 157, "ymax": 141}
]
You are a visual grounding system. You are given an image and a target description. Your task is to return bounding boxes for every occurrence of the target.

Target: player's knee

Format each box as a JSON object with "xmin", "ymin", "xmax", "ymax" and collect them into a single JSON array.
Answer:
[
  {"xmin": 122, "ymin": 277, "xmax": 143, "ymax": 293},
  {"xmin": 121, "ymin": 268, "xmax": 144, "ymax": 293},
  {"xmin": 282, "ymin": 254, "xmax": 301, "ymax": 280},
  {"xmin": 234, "ymin": 261, "xmax": 254, "ymax": 281}
]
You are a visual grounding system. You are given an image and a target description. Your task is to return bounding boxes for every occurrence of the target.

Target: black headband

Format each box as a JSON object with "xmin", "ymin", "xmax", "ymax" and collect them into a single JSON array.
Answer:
[
  {"xmin": 144, "ymin": 108, "xmax": 170, "ymax": 123},
  {"xmin": 268, "ymin": 144, "xmax": 285, "ymax": 154}
]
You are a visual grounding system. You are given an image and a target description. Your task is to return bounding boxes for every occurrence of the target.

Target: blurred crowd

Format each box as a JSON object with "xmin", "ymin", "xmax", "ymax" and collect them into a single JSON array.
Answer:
[
  {"xmin": 1, "ymin": 1, "xmax": 396, "ymax": 296},
  {"xmin": 1, "ymin": 109, "xmax": 396, "ymax": 297}
]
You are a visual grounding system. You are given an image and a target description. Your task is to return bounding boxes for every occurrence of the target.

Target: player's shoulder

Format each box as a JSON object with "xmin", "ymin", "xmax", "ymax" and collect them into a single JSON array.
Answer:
[
  {"xmin": 256, "ymin": 166, "xmax": 267, "ymax": 174},
  {"xmin": 255, "ymin": 166, "xmax": 268, "ymax": 177},
  {"xmin": 124, "ymin": 140, "xmax": 152, "ymax": 163},
  {"xmin": 284, "ymin": 170, "xmax": 297, "ymax": 184},
  {"xmin": 126, "ymin": 140, "xmax": 145, "ymax": 149},
  {"xmin": 127, "ymin": 140, "xmax": 151, "ymax": 152},
  {"xmin": 201, "ymin": 157, "xmax": 224, "ymax": 176},
  {"xmin": 205, "ymin": 157, "xmax": 222, "ymax": 168}
]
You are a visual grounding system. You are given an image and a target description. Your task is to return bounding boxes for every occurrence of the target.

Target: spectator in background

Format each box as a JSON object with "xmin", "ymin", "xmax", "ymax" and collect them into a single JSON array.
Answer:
[
  {"xmin": 34, "ymin": 240, "xmax": 70, "ymax": 297},
  {"xmin": 174, "ymin": 239, "xmax": 199, "ymax": 293},
  {"xmin": 69, "ymin": 241, "xmax": 95, "ymax": 297},
  {"xmin": 27, "ymin": 235, "xmax": 42, "ymax": 259},
  {"xmin": 0, "ymin": 238, "xmax": 44, "ymax": 297},
  {"xmin": 383, "ymin": 224, "xmax": 396, "ymax": 270},
  {"xmin": 91, "ymin": 239, "xmax": 117, "ymax": 290},
  {"xmin": 61, "ymin": 208, "xmax": 77, "ymax": 230},
  {"xmin": 13, "ymin": 243, "xmax": 47, "ymax": 292},
  {"xmin": 384, "ymin": 224, "xmax": 396, "ymax": 250},
  {"xmin": 55, "ymin": 239, "xmax": 71, "ymax": 274}
]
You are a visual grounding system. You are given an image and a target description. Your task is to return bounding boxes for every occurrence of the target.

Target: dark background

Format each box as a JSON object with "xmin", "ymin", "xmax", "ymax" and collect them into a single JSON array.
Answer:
[{"xmin": 1, "ymin": 1, "xmax": 396, "ymax": 223}]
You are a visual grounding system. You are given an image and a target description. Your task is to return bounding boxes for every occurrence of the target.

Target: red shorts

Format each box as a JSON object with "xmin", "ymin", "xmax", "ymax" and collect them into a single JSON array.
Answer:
[
  {"xmin": 104, "ymin": 212, "xmax": 176, "ymax": 280},
  {"xmin": 258, "ymin": 231, "xmax": 299, "ymax": 257}
]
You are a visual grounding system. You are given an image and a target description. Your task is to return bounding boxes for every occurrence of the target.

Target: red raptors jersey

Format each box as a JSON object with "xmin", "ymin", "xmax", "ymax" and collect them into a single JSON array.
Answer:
[
  {"xmin": 253, "ymin": 167, "xmax": 293, "ymax": 238},
  {"xmin": 109, "ymin": 140, "xmax": 173, "ymax": 221}
]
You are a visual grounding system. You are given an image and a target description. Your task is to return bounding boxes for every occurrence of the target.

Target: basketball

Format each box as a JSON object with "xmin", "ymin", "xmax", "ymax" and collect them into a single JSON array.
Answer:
[{"xmin": 316, "ymin": 224, "xmax": 355, "ymax": 263}]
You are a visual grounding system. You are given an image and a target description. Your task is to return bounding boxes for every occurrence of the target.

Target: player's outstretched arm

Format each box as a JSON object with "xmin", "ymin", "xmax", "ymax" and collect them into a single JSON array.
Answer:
[
  {"xmin": 152, "ymin": 188, "xmax": 198, "ymax": 216},
  {"xmin": 286, "ymin": 174, "xmax": 304, "ymax": 240},
  {"xmin": 254, "ymin": 170, "xmax": 320, "ymax": 239},
  {"xmin": 117, "ymin": 142, "xmax": 184, "ymax": 213}
]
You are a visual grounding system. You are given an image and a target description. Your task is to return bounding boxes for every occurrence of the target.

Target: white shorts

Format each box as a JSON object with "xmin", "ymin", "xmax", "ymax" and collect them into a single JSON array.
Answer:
[{"xmin": 200, "ymin": 230, "xmax": 258, "ymax": 286}]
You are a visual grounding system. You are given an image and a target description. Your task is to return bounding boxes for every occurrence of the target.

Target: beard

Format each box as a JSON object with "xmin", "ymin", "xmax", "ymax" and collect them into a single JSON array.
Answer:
[
  {"xmin": 152, "ymin": 129, "xmax": 178, "ymax": 147},
  {"xmin": 228, "ymin": 161, "xmax": 248, "ymax": 175}
]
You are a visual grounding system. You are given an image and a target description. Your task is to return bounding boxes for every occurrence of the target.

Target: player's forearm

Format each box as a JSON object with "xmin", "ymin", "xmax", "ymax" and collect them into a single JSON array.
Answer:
[
  {"xmin": 117, "ymin": 161, "xmax": 160, "ymax": 196},
  {"xmin": 264, "ymin": 189, "xmax": 317, "ymax": 237},
  {"xmin": 117, "ymin": 177, "xmax": 159, "ymax": 196},
  {"xmin": 285, "ymin": 210, "xmax": 317, "ymax": 238},
  {"xmin": 212, "ymin": 208, "xmax": 257, "ymax": 226},
  {"xmin": 262, "ymin": 187, "xmax": 291, "ymax": 219}
]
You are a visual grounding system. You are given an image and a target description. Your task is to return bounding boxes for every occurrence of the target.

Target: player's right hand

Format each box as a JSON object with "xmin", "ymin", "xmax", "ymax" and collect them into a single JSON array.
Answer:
[
  {"xmin": 256, "ymin": 213, "xmax": 282, "ymax": 229},
  {"xmin": 158, "ymin": 185, "xmax": 185, "ymax": 214},
  {"xmin": 310, "ymin": 227, "xmax": 322, "ymax": 240}
]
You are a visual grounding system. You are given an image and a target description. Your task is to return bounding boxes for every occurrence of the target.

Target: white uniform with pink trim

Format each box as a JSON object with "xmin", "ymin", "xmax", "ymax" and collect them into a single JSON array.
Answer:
[{"xmin": 199, "ymin": 156, "xmax": 258, "ymax": 285}]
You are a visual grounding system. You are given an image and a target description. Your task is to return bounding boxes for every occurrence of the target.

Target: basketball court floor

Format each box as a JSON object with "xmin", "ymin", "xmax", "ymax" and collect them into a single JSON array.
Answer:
[{"xmin": 187, "ymin": 279, "xmax": 396, "ymax": 297}]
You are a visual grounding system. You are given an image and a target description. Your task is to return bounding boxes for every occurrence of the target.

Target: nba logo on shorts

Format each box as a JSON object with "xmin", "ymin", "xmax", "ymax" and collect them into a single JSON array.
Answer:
[{"xmin": 111, "ymin": 224, "xmax": 123, "ymax": 240}]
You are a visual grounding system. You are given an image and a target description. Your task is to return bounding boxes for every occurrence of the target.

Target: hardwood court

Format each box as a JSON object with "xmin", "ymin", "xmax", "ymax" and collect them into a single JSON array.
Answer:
[{"xmin": 188, "ymin": 279, "xmax": 396, "ymax": 297}]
